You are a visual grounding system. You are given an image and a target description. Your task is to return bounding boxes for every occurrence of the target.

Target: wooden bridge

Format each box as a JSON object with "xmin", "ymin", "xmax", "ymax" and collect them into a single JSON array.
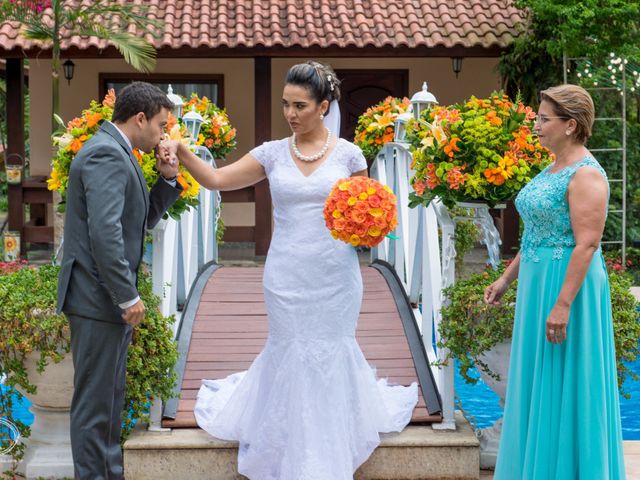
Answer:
[{"xmin": 162, "ymin": 263, "xmax": 442, "ymax": 429}]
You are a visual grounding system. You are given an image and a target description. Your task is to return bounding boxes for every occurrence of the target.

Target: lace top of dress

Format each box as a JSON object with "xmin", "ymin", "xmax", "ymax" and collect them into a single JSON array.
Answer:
[{"xmin": 515, "ymin": 156, "xmax": 607, "ymax": 263}]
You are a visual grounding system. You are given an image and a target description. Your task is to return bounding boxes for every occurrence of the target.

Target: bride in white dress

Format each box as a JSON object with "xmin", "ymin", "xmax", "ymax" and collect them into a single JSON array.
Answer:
[{"xmin": 165, "ymin": 61, "xmax": 418, "ymax": 480}]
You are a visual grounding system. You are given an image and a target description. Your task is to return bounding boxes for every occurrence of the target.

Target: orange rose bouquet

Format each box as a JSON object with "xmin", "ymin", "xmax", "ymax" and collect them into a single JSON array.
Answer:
[{"xmin": 323, "ymin": 177, "xmax": 397, "ymax": 247}]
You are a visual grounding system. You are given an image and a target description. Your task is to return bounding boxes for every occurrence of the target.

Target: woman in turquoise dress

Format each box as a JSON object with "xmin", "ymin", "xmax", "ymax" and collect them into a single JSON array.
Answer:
[{"xmin": 484, "ymin": 84, "xmax": 626, "ymax": 479}]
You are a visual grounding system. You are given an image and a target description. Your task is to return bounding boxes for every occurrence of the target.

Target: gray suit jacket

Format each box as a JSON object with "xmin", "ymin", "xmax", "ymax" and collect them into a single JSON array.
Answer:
[{"xmin": 57, "ymin": 121, "xmax": 182, "ymax": 323}]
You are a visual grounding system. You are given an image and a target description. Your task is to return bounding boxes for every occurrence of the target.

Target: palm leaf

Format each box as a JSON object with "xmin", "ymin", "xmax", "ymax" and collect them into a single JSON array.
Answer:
[
  {"xmin": 108, "ymin": 34, "xmax": 157, "ymax": 73},
  {"xmin": 21, "ymin": 24, "xmax": 54, "ymax": 42}
]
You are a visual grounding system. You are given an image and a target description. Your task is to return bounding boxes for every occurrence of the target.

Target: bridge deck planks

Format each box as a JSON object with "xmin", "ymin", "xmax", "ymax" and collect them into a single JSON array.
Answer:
[{"xmin": 163, "ymin": 266, "xmax": 441, "ymax": 428}]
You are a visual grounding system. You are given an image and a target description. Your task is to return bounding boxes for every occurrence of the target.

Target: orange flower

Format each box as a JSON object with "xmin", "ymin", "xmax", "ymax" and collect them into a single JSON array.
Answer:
[
  {"xmin": 176, "ymin": 174, "xmax": 191, "ymax": 197},
  {"xmin": 446, "ymin": 166, "xmax": 466, "ymax": 190},
  {"xmin": 426, "ymin": 163, "xmax": 440, "ymax": 189},
  {"xmin": 84, "ymin": 111, "xmax": 103, "ymax": 129},
  {"xmin": 485, "ymin": 110, "xmax": 502, "ymax": 126},
  {"xmin": 102, "ymin": 89, "xmax": 116, "ymax": 108},
  {"xmin": 69, "ymin": 135, "xmax": 88, "ymax": 154},
  {"xmin": 412, "ymin": 179, "xmax": 426, "ymax": 196},
  {"xmin": 443, "ymin": 137, "xmax": 462, "ymax": 158}
]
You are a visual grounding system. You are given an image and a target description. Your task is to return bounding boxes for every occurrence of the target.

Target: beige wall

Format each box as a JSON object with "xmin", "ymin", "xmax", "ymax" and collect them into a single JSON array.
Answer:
[
  {"xmin": 270, "ymin": 57, "xmax": 502, "ymax": 140},
  {"xmin": 28, "ymin": 58, "xmax": 255, "ymax": 176},
  {"xmin": 27, "ymin": 56, "xmax": 500, "ymax": 229}
]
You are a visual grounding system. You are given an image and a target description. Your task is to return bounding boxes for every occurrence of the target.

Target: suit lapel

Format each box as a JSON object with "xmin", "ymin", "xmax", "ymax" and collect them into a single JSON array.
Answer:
[{"xmin": 100, "ymin": 122, "xmax": 149, "ymax": 214}]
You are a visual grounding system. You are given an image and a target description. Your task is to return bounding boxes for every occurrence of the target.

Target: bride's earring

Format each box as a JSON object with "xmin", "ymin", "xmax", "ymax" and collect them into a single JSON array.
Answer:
[
  {"xmin": 566, "ymin": 130, "xmax": 572, "ymax": 136},
  {"xmin": 320, "ymin": 112, "xmax": 325, "ymax": 120}
]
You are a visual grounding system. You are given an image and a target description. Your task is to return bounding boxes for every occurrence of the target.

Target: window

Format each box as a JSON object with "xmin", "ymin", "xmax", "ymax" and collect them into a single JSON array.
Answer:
[{"xmin": 99, "ymin": 73, "xmax": 224, "ymax": 106}]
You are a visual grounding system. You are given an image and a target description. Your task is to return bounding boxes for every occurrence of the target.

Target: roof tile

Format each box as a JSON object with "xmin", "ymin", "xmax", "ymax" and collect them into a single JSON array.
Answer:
[{"xmin": 0, "ymin": 0, "xmax": 523, "ymax": 53}]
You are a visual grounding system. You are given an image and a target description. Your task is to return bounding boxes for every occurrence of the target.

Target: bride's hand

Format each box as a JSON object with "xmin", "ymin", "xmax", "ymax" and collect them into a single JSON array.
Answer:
[{"xmin": 157, "ymin": 140, "xmax": 179, "ymax": 167}]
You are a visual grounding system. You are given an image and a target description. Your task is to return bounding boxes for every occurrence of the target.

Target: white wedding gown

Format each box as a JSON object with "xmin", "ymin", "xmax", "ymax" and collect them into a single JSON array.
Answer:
[{"xmin": 194, "ymin": 138, "xmax": 418, "ymax": 480}]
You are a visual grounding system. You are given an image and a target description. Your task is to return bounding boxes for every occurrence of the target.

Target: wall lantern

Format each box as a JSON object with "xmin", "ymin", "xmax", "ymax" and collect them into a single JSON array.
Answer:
[
  {"xmin": 182, "ymin": 106, "xmax": 204, "ymax": 144},
  {"xmin": 410, "ymin": 82, "xmax": 438, "ymax": 122},
  {"xmin": 63, "ymin": 59, "xmax": 75, "ymax": 85},
  {"xmin": 166, "ymin": 84, "xmax": 184, "ymax": 118},
  {"xmin": 451, "ymin": 57, "xmax": 464, "ymax": 79}
]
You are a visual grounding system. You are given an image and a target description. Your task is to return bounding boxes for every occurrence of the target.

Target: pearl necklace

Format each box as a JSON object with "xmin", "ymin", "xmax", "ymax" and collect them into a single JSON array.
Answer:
[{"xmin": 291, "ymin": 129, "xmax": 332, "ymax": 162}]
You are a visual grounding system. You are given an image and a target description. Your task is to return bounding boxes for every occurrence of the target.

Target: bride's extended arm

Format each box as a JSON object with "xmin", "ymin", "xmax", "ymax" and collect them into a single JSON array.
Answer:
[{"xmin": 172, "ymin": 142, "xmax": 266, "ymax": 191}]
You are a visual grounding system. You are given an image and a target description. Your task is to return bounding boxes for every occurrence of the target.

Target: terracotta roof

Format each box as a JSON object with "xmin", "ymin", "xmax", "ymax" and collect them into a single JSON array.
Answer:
[{"xmin": 0, "ymin": 0, "xmax": 524, "ymax": 55}]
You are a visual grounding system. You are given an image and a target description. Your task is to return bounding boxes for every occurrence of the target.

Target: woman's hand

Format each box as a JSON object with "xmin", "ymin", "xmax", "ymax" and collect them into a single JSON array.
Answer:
[
  {"xmin": 484, "ymin": 277, "xmax": 510, "ymax": 305},
  {"xmin": 546, "ymin": 303, "xmax": 570, "ymax": 344}
]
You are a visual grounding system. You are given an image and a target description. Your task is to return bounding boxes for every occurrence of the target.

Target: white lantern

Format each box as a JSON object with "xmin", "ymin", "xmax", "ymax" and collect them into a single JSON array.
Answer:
[
  {"xmin": 410, "ymin": 82, "xmax": 438, "ymax": 121},
  {"xmin": 393, "ymin": 112, "xmax": 413, "ymax": 143},
  {"xmin": 166, "ymin": 84, "xmax": 184, "ymax": 118},
  {"xmin": 182, "ymin": 106, "xmax": 203, "ymax": 144}
]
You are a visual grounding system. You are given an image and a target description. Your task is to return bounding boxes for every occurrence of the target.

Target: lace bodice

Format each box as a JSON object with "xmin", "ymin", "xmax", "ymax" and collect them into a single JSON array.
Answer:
[{"xmin": 515, "ymin": 156, "xmax": 607, "ymax": 263}]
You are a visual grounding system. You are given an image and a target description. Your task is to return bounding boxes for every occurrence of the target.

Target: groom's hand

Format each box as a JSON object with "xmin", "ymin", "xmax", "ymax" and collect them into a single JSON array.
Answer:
[{"xmin": 122, "ymin": 299, "xmax": 145, "ymax": 327}]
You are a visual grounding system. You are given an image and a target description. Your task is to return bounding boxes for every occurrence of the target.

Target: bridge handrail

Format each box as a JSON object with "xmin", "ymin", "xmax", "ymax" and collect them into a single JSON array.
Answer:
[
  {"xmin": 370, "ymin": 142, "xmax": 502, "ymax": 430},
  {"xmin": 148, "ymin": 146, "xmax": 221, "ymax": 430}
]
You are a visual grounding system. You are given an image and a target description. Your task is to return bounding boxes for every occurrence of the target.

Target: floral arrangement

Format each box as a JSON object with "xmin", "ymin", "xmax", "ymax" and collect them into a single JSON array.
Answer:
[
  {"xmin": 323, "ymin": 177, "xmax": 397, "ymax": 248},
  {"xmin": 407, "ymin": 92, "xmax": 553, "ymax": 208},
  {"xmin": 48, "ymin": 89, "xmax": 201, "ymax": 220},
  {"xmin": 354, "ymin": 96, "xmax": 411, "ymax": 161},
  {"xmin": 183, "ymin": 93, "xmax": 237, "ymax": 159}
]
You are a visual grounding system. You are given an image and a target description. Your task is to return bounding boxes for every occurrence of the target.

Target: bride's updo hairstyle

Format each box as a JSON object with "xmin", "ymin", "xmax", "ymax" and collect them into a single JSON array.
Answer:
[{"xmin": 285, "ymin": 61, "xmax": 341, "ymax": 113}]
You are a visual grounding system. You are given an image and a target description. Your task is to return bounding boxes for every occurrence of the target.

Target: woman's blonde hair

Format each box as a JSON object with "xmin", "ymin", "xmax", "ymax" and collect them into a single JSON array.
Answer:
[{"xmin": 540, "ymin": 84, "xmax": 595, "ymax": 145}]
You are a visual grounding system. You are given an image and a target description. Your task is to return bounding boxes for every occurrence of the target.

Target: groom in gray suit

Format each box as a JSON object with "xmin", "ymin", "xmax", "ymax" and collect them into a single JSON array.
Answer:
[{"xmin": 57, "ymin": 82, "xmax": 182, "ymax": 479}]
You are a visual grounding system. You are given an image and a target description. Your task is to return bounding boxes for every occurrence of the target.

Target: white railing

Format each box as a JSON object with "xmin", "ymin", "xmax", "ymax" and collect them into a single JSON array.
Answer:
[
  {"xmin": 370, "ymin": 142, "xmax": 502, "ymax": 430},
  {"xmin": 148, "ymin": 146, "xmax": 221, "ymax": 430}
]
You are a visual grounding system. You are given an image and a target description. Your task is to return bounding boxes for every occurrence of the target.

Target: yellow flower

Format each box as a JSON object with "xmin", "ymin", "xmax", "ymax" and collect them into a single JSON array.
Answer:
[
  {"xmin": 347, "ymin": 197, "xmax": 358, "ymax": 206},
  {"xmin": 331, "ymin": 230, "xmax": 340, "ymax": 239},
  {"xmin": 338, "ymin": 181, "xmax": 351, "ymax": 191},
  {"xmin": 47, "ymin": 168, "xmax": 62, "ymax": 191},
  {"xmin": 368, "ymin": 208, "xmax": 384, "ymax": 217},
  {"xmin": 349, "ymin": 234, "xmax": 361, "ymax": 247},
  {"xmin": 358, "ymin": 192, "xmax": 368, "ymax": 200},
  {"xmin": 332, "ymin": 210, "xmax": 343, "ymax": 219},
  {"xmin": 368, "ymin": 226, "xmax": 382, "ymax": 237},
  {"xmin": 366, "ymin": 112, "xmax": 395, "ymax": 132},
  {"xmin": 420, "ymin": 135, "xmax": 435, "ymax": 150},
  {"xmin": 383, "ymin": 185, "xmax": 393, "ymax": 194},
  {"xmin": 366, "ymin": 187, "xmax": 377, "ymax": 195},
  {"xmin": 432, "ymin": 123, "xmax": 447, "ymax": 144}
]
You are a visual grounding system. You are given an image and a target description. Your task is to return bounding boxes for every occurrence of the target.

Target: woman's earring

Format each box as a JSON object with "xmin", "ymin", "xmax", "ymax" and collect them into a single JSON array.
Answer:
[
  {"xmin": 566, "ymin": 130, "xmax": 572, "ymax": 136},
  {"xmin": 320, "ymin": 113, "xmax": 325, "ymax": 120}
]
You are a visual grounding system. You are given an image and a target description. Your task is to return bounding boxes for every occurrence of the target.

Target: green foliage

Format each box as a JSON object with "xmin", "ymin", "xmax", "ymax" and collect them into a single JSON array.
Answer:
[
  {"xmin": 436, "ymin": 264, "xmax": 516, "ymax": 384},
  {"xmin": 0, "ymin": 171, "xmax": 7, "ymax": 213},
  {"xmin": 499, "ymin": 0, "xmax": 640, "ymax": 105},
  {"xmin": 449, "ymin": 207, "xmax": 481, "ymax": 271},
  {"xmin": 0, "ymin": 264, "xmax": 178, "ymax": 468},
  {"xmin": 122, "ymin": 269, "xmax": 179, "ymax": 438},
  {"xmin": 513, "ymin": 0, "xmax": 640, "ymax": 60},
  {"xmin": 437, "ymin": 262, "xmax": 640, "ymax": 398}
]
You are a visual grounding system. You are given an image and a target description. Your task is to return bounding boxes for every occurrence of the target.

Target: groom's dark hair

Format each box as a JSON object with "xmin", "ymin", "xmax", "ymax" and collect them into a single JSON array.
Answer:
[{"xmin": 112, "ymin": 82, "xmax": 174, "ymax": 123}]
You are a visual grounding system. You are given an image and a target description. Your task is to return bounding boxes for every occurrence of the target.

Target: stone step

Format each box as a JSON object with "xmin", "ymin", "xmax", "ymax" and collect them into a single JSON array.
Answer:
[{"xmin": 124, "ymin": 412, "xmax": 480, "ymax": 480}]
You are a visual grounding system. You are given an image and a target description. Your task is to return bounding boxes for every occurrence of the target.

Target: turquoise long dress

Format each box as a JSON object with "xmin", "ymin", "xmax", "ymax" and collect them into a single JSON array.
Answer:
[{"xmin": 494, "ymin": 157, "xmax": 626, "ymax": 479}]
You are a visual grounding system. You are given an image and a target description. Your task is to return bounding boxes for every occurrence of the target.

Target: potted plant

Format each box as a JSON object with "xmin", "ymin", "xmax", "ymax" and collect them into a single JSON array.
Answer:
[
  {"xmin": 0, "ymin": 261, "xmax": 178, "ymax": 477},
  {"xmin": 407, "ymin": 93, "xmax": 553, "ymax": 209},
  {"xmin": 354, "ymin": 96, "xmax": 411, "ymax": 162},
  {"xmin": 436, "ymin": 261, "xmax": 640, "ymax": 467}
]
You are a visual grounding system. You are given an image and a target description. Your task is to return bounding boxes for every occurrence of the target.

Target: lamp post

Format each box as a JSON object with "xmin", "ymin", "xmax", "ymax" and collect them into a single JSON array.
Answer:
[
  {"xmin": 393, "ymin": 112, "xmax": 413, "ymax": 143},
  {"xmin": 166, "ymin": 84, "xmax": 184, "ymax": 119},
  {"xmin": 182, "ymin": 106, "xmax": 204, "ymax": 145},
  {"xmin": 410, "ymin": 82, "xmax": 438, "ymax": 122}
]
